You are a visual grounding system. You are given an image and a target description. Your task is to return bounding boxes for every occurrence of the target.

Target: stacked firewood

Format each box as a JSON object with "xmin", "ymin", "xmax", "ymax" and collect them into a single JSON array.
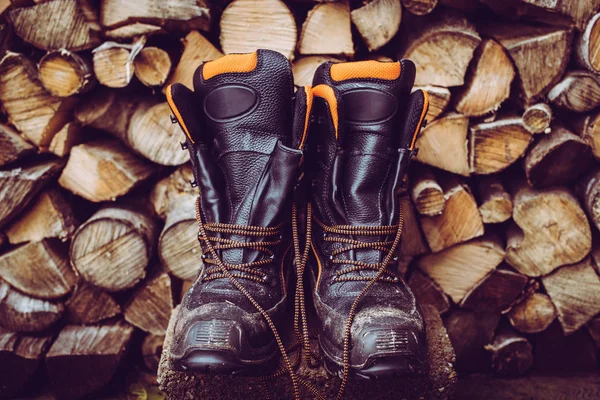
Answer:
[{"xmin": 1, "ymin": 0, "xmax": 600, "ymax": 398}]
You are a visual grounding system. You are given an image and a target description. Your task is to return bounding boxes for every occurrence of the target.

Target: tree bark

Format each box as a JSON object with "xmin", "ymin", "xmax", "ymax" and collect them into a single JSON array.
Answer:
[{"xmin": 410, "ymin": 165, "xmax": 445, "ymax": 217}]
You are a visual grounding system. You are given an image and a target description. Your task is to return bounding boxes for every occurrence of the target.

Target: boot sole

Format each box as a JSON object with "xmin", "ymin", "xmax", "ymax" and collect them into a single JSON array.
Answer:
[
  {"xmin": 171, "ymin": 319, "xmax": 279, "ymax": 376},
  {"xmin": 318, "ymin": 330, "xmax": 426, "ymax": 380}
]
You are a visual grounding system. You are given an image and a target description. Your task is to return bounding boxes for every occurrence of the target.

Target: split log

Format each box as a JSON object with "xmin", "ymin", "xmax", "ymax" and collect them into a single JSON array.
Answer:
[
  {"xmin": 506, "ymin": 184, "xmax": 591, "ymax": 277},
  {"xmin": 444, "ymin": 309, "xmax": 500, "ymax": 372},
  {"xmin": 469, "ymin": 117, "xmax": 533, "ymax": 175},
  {"xmin": 524, "ymin": 125, "xmax": 593, "ymax": 188},
  {"xmin": 0, "ymin": 239, "xmax": 75, "ymax": 299},
  {"xmin": 542, "ymin": 257, "xmax": 600, "ymax": 335},
  {"xmin": 454, "ymin": 39, "xmax": 515, "ymax": 117},
  {"xmin": 92, "ymin": 42, "xmax": 136, "ymax": 88},
  {"xmin": 418, "ymin": 175, "xmax": 484, "ymax": 252},
  {"xmin": 100, "ymin": 0, "xmax": 211, "ymax": 32},
  {"xmin": 7, "ymin": 0, "xmax": 100, "ymax": 51},
  {"xmin": 165, "ymin": 30, "xmax": 222, "ymax": 90},
  {"xmin": 460, "ymin": 268, "xmax": 528, "ymax": 312},
  {"xmin": 548, "ymin": 70, "xmax": 600, "ymax": 113},
  {"xmin": 351, "ymin": 0, "xmax": 402, "ymax": 51},
  {"xmin": 58, "ymin": 139, "xmax": 155, "ymax": 202},
  {"xmin": 0, "ymin": 281, "xmax": 64, "ymax": 333},
  {"xmin": 398, "ymin": 195, "xmax": 429, "ymax": 257},
  {"xmin": 221, "ymin": 0, "xmax": 297, "ymax": 59},
  {"xmin": 70, "ymin": 205, "xmax": 158, "ymax": 292},
  {"xmin": 407, "ymin": 269, "xmax": 450, "ymax": 314},
  {"xmin": 0, "ymin": 159, "xmax": 64, "ymax": 229},
  {"xmin": 134, "ymin": 46, "xmax": 172, "ymax": 87},
  {"xmin": 65, "ymin": 280, "xmax": 121, "ymax": 325},
  {"xmin": 480, "ymin": 23, "xmax": 572, "ymax": 104},
  {"xmin": 149, "ymin": 164, "xmax": 196, "ymax": 220},
  {"xmin": 508, "ymin": 292, "xmax": 557, "ymax": 334},
  {"xmin": 414, "ymin": 86, "xmax": 450, "ymax": 121},
  {"xmin": 418, "ymin": 234, "xmax": 505, "ymax": 303},
  {"xmin": 0, "ymin": 52, "xmax": 76, "ymax": 149},
  {"xmin": 415, "ymin": 113, "xmax": 470, "ymax": 176},
  {"xmin": 104, "ymin": 23, "xmax": 163, "ymax": 40},
  {"xmin": 402, "ymin": 0, "xmax": 438, "ymax": 15},
  {"xmin": 522, "ymin": 103, "xmax": 552, "ymax": 134},
  {"xmin": 0, "ymin": 123, "xmax": 35, "ymax": 168},
  {"xmin": 76, "ymin": 90, "xmax": 189, "ymax": 166},
  {"xmin": 0, "ymin": 329, "xmax": 53, "ymax": 399},
  {"xmin": 571, "ymin": 111, "xmax": 600, "ymax": 159},
  {"xmin": 484, "ymin": 326, "xmax": 533, "ymax": 377},
  {"xmin": 293, "ymin": 56, "xmax": 340, "ymax": 87},
  {"xmin": 38, "ymin": 50, "xmax": 95, "ymax": 97},
  {"xmin": 124, "ymin": 272, "xmax": 173, "ymax": 335},
  {"xmin": 5, "ymin": 187, "xmax": 77, "ymax": 244},
  {"xmin": 158, "ymin": 199, "xmax": 201, "ymax": 280},
  {"xmin": 576, "ymin": 13, "xmax": 600, "ymax": 74},
  {"xmin": 581, "ymin": 168, "xmax": 600, "ymax": 233},
  {"xmin": 534, "ymin": 320, "xmax": 597, "ymax": 373},
  {"xmin": 476, "ymin": 177, "xmax": 512, "ymax": 224},
  {"xmin": 399, "ymin": 10, "xmax": 481, "ymax": 87},
  {"xmin": 48, "ymin": 122, "xmax": 83, "ymax": 158},
  {"xmin": 46, "ymin": 321, "xmax": 135, "ymax": 400},
  {"xmin": 142, "ymin": 334, "xmax": 165, "ymax": 372},
  {"xmin": 298, "ymin": 1, "xmax": 353, "ymax": 57},
  {"xmin": 410, "ymin": 165, "xmax": 445, "ymax": 216}
]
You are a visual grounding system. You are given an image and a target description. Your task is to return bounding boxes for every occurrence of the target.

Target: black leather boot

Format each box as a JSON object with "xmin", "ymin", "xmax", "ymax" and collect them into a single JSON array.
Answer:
[
  {"xmin": 166, "ymin": 49, "xmax": 312, "ymax": 376},
  {"xmin": 305, "ymin": 59, "xmax": 429, "ymax": 381}
]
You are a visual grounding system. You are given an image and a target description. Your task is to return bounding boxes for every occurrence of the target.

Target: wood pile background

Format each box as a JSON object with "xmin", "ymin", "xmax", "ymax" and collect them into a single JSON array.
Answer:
[{"xmin": 0, "ymin": 0, "xmax": 600, "ymax": 398}]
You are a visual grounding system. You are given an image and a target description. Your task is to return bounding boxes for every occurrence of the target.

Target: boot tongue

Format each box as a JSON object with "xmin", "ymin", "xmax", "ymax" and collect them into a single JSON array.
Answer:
[
  {"xmin": 192, "ymin": 50, "xmax": 295, "ymax": 228},
  {"xmin": 321, "ymin": 61, "xmax": 415, "ymax": 227},
  {"xmin": 191, "ymin": 50, "xmax": 297, "ymax": 265}
]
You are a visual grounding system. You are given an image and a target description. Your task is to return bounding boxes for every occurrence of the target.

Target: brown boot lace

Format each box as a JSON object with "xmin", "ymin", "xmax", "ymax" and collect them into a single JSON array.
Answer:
[{"xmin": 195, "ymin": 197, "xmax": 302, "ymax": 399}]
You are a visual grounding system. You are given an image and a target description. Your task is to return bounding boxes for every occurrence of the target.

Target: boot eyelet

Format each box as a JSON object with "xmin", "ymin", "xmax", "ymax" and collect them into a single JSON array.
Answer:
[
  {"xmin": 180, "ymin": 141, "xmax": 188, "ymax": 150},
  {"xmin": 170, "ymin": 115, "xmax": 177, "ymax": 124},
  {"xmin": 393, "ymin": 256, "xmax": 399, "ymax": 262},
  {"xmin": 201, "ymin": 254, "xmax": 207, "ymax": 260},
  {"xmin": 329, "ymin": 255, "xmax": 333, "ymax": 261}
]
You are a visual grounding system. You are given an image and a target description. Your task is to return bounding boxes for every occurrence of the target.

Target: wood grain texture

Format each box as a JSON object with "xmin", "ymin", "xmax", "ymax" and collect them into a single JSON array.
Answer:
[
  {"xmin": 419, "ymin": 176, "xmax": 484, "ymax": 252},
  {"xmin": 0, "ymin": 52, "xmax": 76, "ymax": 149},
  {"xmin": 469, "ymin": 117, "xmax": 533, "ymax": 175},
  {"xmin": 576, "ymin": 12, "xmax": 600, "ymax": 73},
  {"xmin": 410, "ymin": 165, "xmax": 445, "ymax": 217},
  {"xmin": 398, "ymin": 195, "xmax": 429, "ymax": 257},
  {"xmin": 8, "ymin": 0, "xmax": 100, "ymax": 51},
  {"xmin": 221, "ymin": 0, "xmax": 297, "ymax": 59},
  {"xmin": 299, "ymin": 1, "xmax": 353, "ymax": 56},
  {"xmin": 400, "ymin": 9, "xmax": 480, "ymax": 87},
  {"xmin": 0, "ymin": 239, "xmax": 75, "ymax": 299},
  {"xmin": 477, "ymin": 177, "xmax": 512, "ymax": 224},
  {"xmin": 124, "ymin": 272, "xmax": 173, "ymax": 335},
  {"xmin": 38, "ymin": 49, "xmax": 95, "ymax": 97},
  {"xmin": 508, "ymin": 292, "xmax": 557, "ymax": 334},
  {"xmin": 522, "ymin": 103, "xmax": 552, "ymax": 134},
  {"xmin": 5, "ymin": 187, "xmax": 77, "ymax": 244},
  {"xmin": 402, "ymin": 0, "xmax": 438, "ymax": 15},
  {"xmin": 351, "ymin": 0, "xmax": 402, "ymax": 51},
  {"xmin": 480, "ymin": 22, "xmax": 572, "ymax": 104},
  {"xmin": 58, "ymin": 139, "xmax": 154, "ymax": 202},
  {"xmin": 418, "ymin": 234, "xmax": 504, "ymax": 303},
  {"xmin": 408, "ymin": 269, "xmax": 450, "ymax": 314},
  {"xmin": 460, "ymin": 269, "xmax": 528, "ymax": 313},
  {"xmin": 0, "ymin": 281, "xmax": 64, "ymax": 333},
  {"xmin": 48, "ymin": 122, "xmax": 83, "ymax": 158},
  {"xmin": 134, "ymin": 46, "xmax": 172, "ymax": 87},
  {"xmin": 0, "ymin": 123, "xmax": 35, "ymax": 168},
  {"xmin": 70, "ymin": 205, "xmax": 158, "ymax": 292},
  {"xmin": 542, "ymin": 257, "xmax": 600, "ymax": 335},
  {"xmin": 65, "ymin": 280, "xmax": 121, "ymax": 325},
  {"xmin": 414, "ymin": 86, "xmax": 450, "ymax": 121},
  {"xmin": 524, "ymin": 125, "xmax": 593, "ymax": 188},
  {"xmin": 548, "ymin": 70, "xmax": 600, "ymax": 113},
  {"xmin": 454, "ymin": 39, "xmax": 514, "ymax": 117},
  {"xmin": 484, "ymin": 326, "xmax": 533, "ymax": 377},
  {"xmin": 76, "ymin": 89, "xmax": 189, "ymax": 166},
  {"xmin": 415, "ymin": 113, "xmax": 470, "ymax": 176},
  {"xmin": 165, "ymin": 30, "xmax": 222, "ymax": 91},
  {"xmin": 506, "ymin": 184, "xmax": 591, "ymax": 277},
  {"xmin": 0, "ymin": 159, "xmax": 63, "ymax": 229},
  {"xmin": 92, "ymin": 44, "xmax": 135, "ymax": 88}
]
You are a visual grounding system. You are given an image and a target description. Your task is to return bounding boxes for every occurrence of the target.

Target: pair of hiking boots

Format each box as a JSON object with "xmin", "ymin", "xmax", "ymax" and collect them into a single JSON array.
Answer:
[{"xmin": 166, "ymin": 50, "xmax": 429, "ymax": 389}]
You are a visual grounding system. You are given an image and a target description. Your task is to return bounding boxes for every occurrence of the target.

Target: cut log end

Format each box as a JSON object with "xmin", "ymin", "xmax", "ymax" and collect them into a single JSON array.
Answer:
[
  {"xmin": 522, "ymin": 103, "xmax": 552, "ymax": 134},
  {"xmin": 38, "ymin": 50, "xmax": 95, "ymax": 97},
  {"xmin": 134, "ymin": 46, "xmax": 172, "ymax": 87},
  {"xmin": 351, "ymin": 0, "xmax": 402, "ymax": 51},
  {"xmin": 508, "ymin": 292, "xmax": 557, "ymax": 334},
  {"xmin": 299, "ymin": 1, "xmax": 354, "ymax": 57}
]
